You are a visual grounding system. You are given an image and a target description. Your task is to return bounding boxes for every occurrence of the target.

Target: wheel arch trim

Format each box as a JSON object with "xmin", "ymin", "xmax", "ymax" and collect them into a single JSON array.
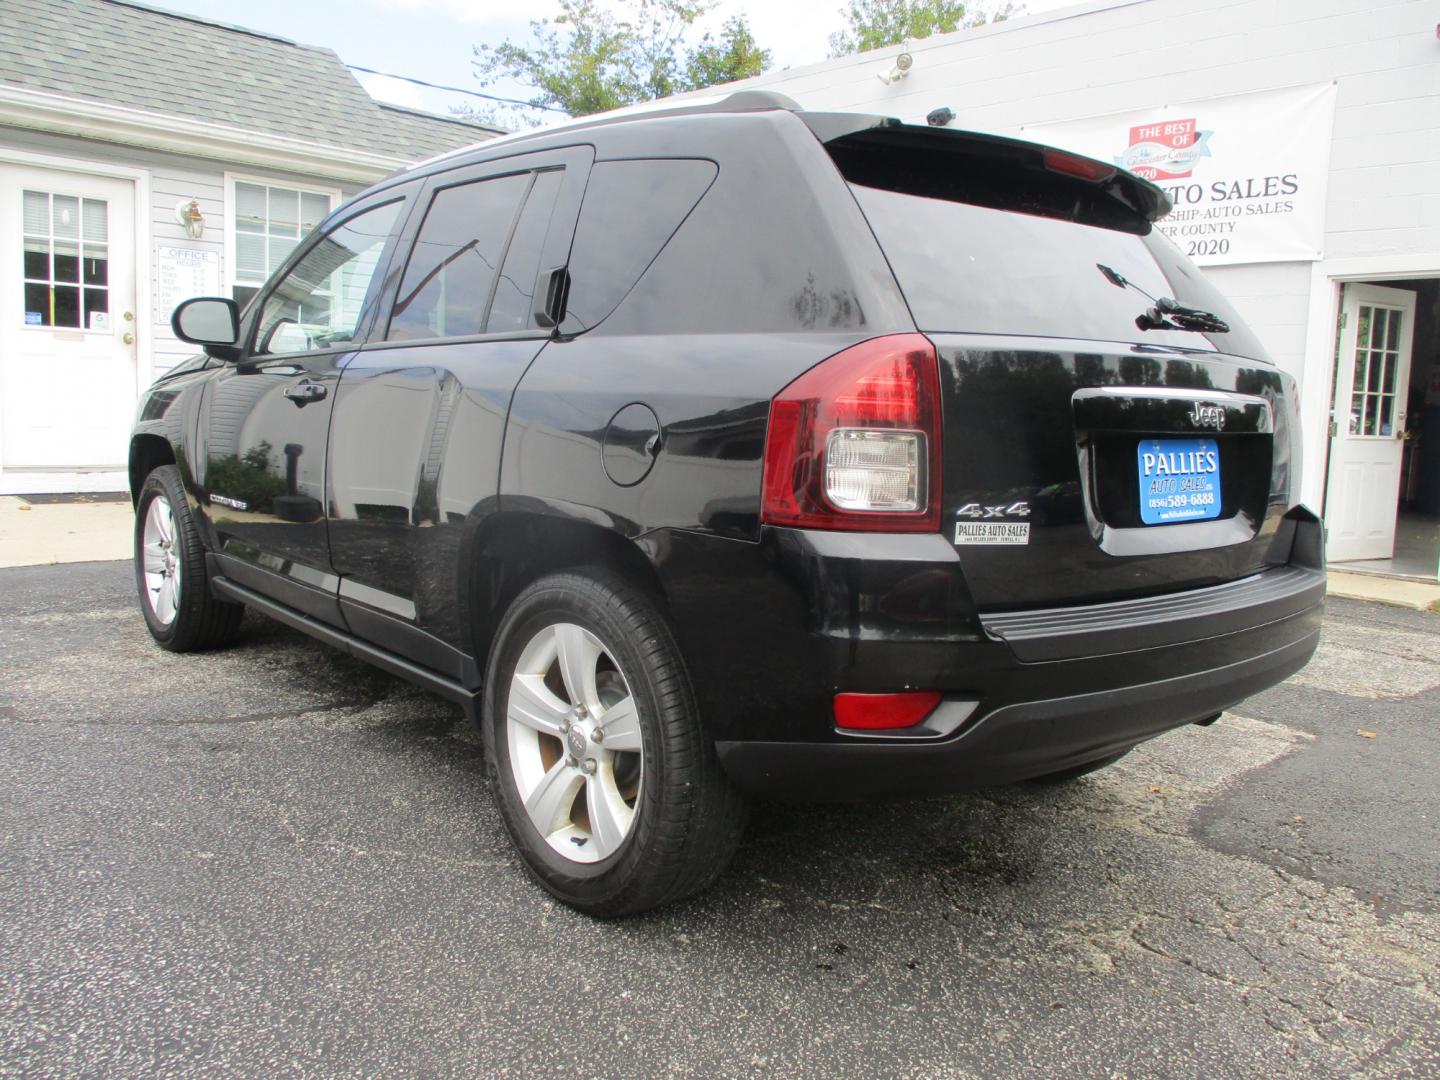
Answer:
[{"xmin": 461, "ymin": 507, "xmax": 671, "ymax": 672}]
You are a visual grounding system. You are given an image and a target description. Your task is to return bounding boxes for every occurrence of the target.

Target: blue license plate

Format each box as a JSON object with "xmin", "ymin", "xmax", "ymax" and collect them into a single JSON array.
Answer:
[{"xmin": 1137, "ymin": 438, "xmax": 1221, "ymax": 525}]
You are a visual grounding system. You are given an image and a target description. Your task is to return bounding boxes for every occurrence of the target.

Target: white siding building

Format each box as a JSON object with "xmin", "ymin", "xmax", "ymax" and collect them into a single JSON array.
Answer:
[
  {"xmin": 0, "ymin": 0, "xmax": 497, "ymax": 496},
  {"xmin": 710, "ymin": 0, "xmax": 1439, "ymax": 578}
]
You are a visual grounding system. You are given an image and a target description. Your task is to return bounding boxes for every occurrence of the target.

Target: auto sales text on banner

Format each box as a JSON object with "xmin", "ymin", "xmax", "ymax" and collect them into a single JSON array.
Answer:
[{"xmin": 1021, "ymin": 83, "xmax": 1338, "ymax": 267}]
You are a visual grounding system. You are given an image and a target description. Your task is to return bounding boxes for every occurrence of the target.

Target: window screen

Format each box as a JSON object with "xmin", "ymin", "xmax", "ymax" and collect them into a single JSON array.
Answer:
[
  {"xmin": 387, "ymin": 172, "xmax": 529, "ymax": 342},
  {"xmin": 561, "ymin": 159, "xmax": 717, "ymax": 333}
]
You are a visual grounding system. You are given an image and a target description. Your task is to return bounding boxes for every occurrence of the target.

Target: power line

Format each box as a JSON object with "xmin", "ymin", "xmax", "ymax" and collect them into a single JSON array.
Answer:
[{"xmin": 346, "ymin": 64, "xmax": 570, "ymax": 115}]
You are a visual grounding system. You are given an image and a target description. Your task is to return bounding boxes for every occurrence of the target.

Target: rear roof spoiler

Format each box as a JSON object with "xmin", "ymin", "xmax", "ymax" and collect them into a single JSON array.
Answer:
[{"xmin": 805, "ymin": 114, "xmax": 1173, "ymax": 225}]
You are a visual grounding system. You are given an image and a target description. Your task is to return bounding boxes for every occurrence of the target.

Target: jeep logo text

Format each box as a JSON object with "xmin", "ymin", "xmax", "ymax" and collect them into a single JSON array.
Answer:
[{"xmin": 1189, "ymin": 402, "xmax": 1225, "ymax": 430}]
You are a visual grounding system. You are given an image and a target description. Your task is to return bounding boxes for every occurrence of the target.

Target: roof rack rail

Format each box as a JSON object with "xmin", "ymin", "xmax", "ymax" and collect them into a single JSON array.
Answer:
[
  {"xmin": 704, "ymin": 90, "xmax": 802, "ymax": 112},
  {"xmin": 412, "ymin": 90, "xmax": 804, "ymax": 170}
]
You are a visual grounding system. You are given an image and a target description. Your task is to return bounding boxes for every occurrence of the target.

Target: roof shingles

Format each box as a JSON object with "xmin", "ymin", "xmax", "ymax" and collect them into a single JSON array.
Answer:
[{"xmin": 0, "ymin": 0, "xmax": 498, "ymax": 161}]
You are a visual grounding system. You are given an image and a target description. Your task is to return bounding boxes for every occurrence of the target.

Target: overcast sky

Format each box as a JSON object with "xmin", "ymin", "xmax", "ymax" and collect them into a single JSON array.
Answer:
[{"xmin": 148, "ymin": 0, "xmax": 1076, "ymax": 127}]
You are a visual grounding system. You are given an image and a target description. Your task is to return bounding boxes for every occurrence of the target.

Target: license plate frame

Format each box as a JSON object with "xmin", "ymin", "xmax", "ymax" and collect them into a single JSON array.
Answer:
[{"xmin": 1137, "ymin": 437, "xmax": 1221, "ymax": 525}]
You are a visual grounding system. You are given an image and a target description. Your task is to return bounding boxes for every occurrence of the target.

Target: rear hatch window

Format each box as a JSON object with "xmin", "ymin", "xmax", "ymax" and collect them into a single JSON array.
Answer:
[{"xmin": 828, "ymin": 126, "xmax": 1265, "ymax": 360}]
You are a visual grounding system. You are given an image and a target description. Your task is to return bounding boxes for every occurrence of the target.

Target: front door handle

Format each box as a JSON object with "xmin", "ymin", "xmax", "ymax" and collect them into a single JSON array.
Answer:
[{"xmin": 284, "ymin": 380, "xmax": 327, "ymax": 406}]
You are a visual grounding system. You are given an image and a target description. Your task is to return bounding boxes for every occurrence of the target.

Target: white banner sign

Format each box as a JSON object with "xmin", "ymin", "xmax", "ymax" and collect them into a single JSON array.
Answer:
[{"xmin": 1021, "ymin": 83, "xmax": 1337, "ymax": 267}]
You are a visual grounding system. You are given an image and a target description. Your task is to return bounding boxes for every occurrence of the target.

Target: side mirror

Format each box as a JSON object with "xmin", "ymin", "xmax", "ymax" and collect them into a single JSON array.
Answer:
[{"xmin": 171, "ymin": 297, "xmax": 241, "ymax": 359}]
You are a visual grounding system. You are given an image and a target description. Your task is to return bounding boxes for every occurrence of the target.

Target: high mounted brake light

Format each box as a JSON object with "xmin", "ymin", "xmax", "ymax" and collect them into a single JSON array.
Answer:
[
  {"xmin": 1042, "ymin": 148, "xmax": 1116, "ymax": 183},
  {"xmin": 761, "ymin": 334, "xmax": 941, "ymax": 532}
]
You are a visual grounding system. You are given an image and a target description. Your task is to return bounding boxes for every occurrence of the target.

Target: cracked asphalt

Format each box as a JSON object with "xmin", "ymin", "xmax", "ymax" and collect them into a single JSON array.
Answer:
[{"xmin": 1, "ymin": 561, "xmax": 1437, "ymax": 1079}]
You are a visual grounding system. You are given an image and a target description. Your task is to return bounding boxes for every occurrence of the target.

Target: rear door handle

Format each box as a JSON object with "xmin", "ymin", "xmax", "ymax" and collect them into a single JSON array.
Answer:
[{"xmin": 284, "ymin": 380, "xmax": 327, "ymax": 405}]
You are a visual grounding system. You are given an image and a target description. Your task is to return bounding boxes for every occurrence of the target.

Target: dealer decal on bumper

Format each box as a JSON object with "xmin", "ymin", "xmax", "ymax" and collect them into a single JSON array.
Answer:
[
  {"xmin": 955, "ymin": 522, "xmax": 1030, "ymax": 545},
  {"xmin": 953, "ymin": 500, "xmax": 1031, "ymax": 545}
]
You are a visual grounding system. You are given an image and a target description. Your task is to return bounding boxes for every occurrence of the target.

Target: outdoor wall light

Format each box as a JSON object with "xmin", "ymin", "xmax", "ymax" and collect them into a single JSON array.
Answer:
[
  {"xmin": 878, "ymin": 49, "xmax": 914, "ymax": 85},
  {"xmin": 175, "ymin": 197, "xmax": 205, "ymax": 240}
]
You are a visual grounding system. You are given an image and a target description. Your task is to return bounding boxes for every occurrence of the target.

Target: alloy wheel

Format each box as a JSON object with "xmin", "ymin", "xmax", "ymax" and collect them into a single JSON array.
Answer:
[
  {"xmin": 505, "ymin": 622, "xmax": 644, "ymax": 863},
  {"xmin": 141, "ymin": 495, "xmax": 182, "ymax": 626}
]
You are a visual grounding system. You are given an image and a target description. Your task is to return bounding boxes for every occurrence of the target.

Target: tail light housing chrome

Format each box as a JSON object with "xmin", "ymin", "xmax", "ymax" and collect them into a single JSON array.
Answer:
[{"xmin": 761, "ymin": 334, "xmax": 941, "ymax": 532}]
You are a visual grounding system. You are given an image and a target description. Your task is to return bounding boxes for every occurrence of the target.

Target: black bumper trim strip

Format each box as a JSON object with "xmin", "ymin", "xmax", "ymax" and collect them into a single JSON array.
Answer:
[{"xmin": 979, "ymin": 565, "xmax": 1325, "ymax": 662}]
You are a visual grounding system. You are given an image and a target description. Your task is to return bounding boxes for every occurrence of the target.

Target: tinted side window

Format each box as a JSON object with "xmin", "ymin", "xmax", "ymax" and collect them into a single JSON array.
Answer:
[
  {"xmin": 387, "ymin": 172, "xmax": 529, "ymax": 342},
  {"xmin": 488, "ymin": 169, "xmax": 564, "ymax": 333},
  {"xmin": 561, "ymin": 159, "xmax": 717, "ymax": 333},
  {"xmin": 254, "ymin": 199, "xmax": 402, "ymax": 356}
]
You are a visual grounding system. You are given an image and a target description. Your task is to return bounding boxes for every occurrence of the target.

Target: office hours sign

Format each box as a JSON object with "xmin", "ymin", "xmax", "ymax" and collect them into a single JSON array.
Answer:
[
  {"xmin": 1021, "ymin": 83, "xmax": 1337, "ymax": 267},
  {"xmin": 154, "ymin": 245, "xmax": 220, "ymax": 322}
]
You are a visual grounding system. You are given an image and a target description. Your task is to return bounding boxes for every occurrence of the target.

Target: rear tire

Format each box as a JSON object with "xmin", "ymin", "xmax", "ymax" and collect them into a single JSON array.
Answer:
[
  {"xmin": 483, "ymin": 570, "xmax": 746, "ymax": 917},
  {"xmin": 1026, "ymin": 749, "xmax": 1130, "ymax": 785},
  {"xmin": 134, "ymin": 465, "xmax": 244, "ymax": 651}
]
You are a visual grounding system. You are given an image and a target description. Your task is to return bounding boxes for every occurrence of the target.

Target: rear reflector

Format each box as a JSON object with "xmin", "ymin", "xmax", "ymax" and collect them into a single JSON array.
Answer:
[{"xmin": 834, "ymin": 691, "xmax": 943, "ymax": 731}]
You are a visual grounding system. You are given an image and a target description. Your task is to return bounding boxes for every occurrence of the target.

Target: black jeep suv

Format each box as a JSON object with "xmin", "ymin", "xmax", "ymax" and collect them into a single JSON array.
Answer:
[{"xmin": 131, "ymin": 92, "xmax": 1323, "ymax": 916}]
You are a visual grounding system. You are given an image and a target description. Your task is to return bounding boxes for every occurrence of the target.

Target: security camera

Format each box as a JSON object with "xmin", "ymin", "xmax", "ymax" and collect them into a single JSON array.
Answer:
[
  {"xmin": 878, "ymin": 49, "xmax": 915, "ymax": 84},
  {"xmin": 926, "ymin": 106, "xmax": 955, "ymax": 127}
]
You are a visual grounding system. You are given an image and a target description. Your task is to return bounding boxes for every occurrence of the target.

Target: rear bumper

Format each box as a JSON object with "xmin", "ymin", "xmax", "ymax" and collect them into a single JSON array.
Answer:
[
  {"xmin": 651, "ymin": 506, "xmax": 1324, "ymax": 800},
  {"xmin": 715, "ymin": 611, "xmax": 1319, "ymax": 799}
]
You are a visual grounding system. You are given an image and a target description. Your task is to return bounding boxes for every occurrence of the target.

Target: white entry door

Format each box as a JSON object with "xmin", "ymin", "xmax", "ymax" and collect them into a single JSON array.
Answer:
[
  {"xmin": 1324, "ymin": 283, "xmax": 1418, "ymax": 562},
  {"xmin": 0, "ymin": 164, "xmax": 137, "ymax": 472}
]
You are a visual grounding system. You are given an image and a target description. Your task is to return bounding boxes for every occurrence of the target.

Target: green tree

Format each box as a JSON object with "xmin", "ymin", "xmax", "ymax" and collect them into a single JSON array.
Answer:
[
  {"xmin": 473, "ymin": 0, "xmax": 772, "ymax": 122},
  {"xmin": 683, "ymin": 15, "xmax": 771, "ymax": 92},
  {"xmin": 828, "ymin": 0, "xmax": 1020, "ymax": 56}
]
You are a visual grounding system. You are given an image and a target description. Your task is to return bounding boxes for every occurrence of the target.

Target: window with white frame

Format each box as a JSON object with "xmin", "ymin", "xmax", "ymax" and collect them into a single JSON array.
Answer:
[
  {"xmin": 229, "ymin": 177, "xmax": 336, "ymax": 306},
  {"xmin": 21, "ymin": 190, "xmax": 109, "ymax": 330}
]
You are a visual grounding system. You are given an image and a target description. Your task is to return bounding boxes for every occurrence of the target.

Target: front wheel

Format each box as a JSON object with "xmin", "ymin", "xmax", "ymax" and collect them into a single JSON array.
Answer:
[
  {"xmin": 134, "ymin": 465, "xmax": 244, "ymax": 651},
  {"xmin": 483, "ymin": 571, "xmax": 745, "ymax": 917}
]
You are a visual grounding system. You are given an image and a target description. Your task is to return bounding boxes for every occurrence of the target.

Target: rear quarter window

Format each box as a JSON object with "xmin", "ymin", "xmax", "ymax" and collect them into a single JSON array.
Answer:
[{"xmin": 560, "ymin": 158, "xmax": 717, "ymax": 334}]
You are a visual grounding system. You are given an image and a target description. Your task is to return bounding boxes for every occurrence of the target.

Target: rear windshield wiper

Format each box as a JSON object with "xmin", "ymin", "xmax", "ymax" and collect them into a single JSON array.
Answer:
[{"xmin": 1097, "ymin": 263, "xmax": 1230, "ymax": 334}]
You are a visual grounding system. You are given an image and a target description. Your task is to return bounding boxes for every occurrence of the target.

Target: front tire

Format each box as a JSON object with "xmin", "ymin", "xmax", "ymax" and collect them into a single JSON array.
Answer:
[
  {"xmin": 134, "ymin": 465, "xmax": 243, "ymax": 651},
  {"xmin": 484, "ymin": 571, "xmax": 745, "ymax": 917}
]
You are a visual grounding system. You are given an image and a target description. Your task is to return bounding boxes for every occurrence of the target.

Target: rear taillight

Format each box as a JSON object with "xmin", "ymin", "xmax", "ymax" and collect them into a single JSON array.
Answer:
[{"xmin": 761, "ymin": 334, "xmax": 941, "ymax": 532}]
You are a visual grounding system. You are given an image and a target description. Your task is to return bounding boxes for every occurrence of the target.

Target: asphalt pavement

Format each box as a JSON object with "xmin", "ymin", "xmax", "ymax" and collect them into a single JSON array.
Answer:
[{"xmin": 1, "ymin": 561, "xmax": 1436, "ymax": 1079}]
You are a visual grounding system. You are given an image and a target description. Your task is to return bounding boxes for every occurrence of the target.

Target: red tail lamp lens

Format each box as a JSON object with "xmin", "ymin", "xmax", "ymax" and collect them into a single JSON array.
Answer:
[
  {"xmin": 761, "ymin": 334, "xmax": 941, "ymax": 532},
  {"xmin": 834, "ymin": 691, "xmax": 943, "ymax": 731}
]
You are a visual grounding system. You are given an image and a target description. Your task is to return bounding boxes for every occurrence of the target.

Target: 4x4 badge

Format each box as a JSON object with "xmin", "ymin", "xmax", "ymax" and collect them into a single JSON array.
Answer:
[{"xmin": 955, "ymin": 501, "xmax": 1030, "ymax": 519}]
